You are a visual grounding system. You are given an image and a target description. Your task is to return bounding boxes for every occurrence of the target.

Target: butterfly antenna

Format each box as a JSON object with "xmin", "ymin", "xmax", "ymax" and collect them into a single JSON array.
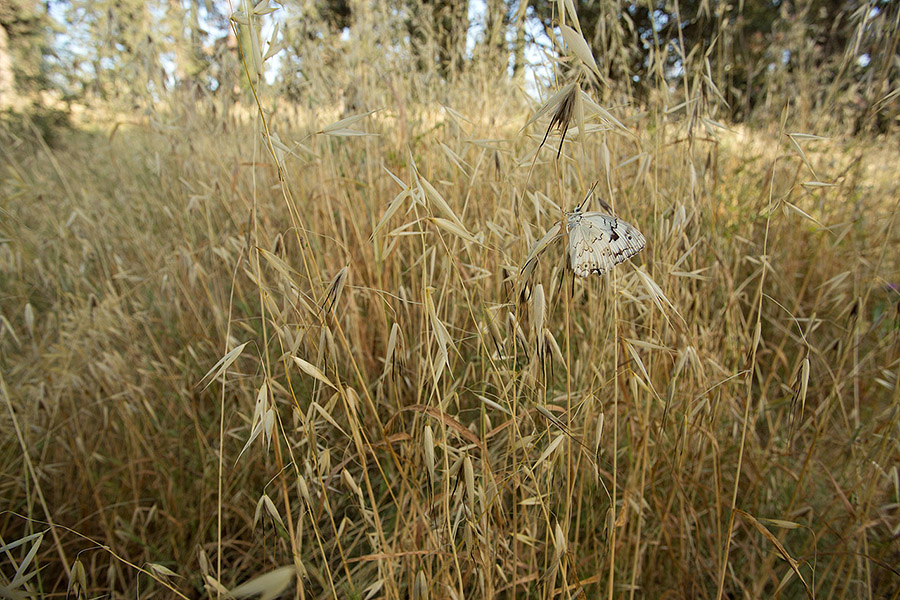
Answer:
[{"xmin": 578, "ymin": 181, "xmax": 599, "ymax": 211}]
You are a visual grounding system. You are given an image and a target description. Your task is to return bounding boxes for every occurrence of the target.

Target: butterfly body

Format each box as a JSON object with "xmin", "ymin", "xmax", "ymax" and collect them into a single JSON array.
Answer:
[{"xmin": 565, "ymin": 208, "xmax": 646, "ymax": 277}]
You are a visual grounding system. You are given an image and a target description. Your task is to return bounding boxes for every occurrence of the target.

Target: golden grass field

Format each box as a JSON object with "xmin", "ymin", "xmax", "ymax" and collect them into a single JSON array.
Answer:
[{"xmin": 1, "ymin": 6, "xmax": 900, "ymax": 599}]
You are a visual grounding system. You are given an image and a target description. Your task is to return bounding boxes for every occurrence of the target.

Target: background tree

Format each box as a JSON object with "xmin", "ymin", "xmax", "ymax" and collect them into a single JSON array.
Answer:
[
  {"xmin": 407, "ymin": 0, "xmax": 469, "ymax": 78},
  {"xmin": 312, "ymin": 0, "xmax": 470, "ymax": 78},
  {"xmin": 0, "ymin": 0, "xmax": 54, "ymax": 103},
  {"xmin": 526, "ymin": 0, "xmax": 898, "ymax": 125},
  {"xmin": 1, "ymin": 0, "xmax": 894, "ymax": 129},
  {"xmin": 0, "ymin": 16, "xmax": 12, "ymax": 109}
]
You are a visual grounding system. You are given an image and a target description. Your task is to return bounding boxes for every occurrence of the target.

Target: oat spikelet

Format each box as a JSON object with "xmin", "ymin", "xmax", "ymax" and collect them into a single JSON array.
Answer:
[
  {"xmin": 424, "ymin": 424, "xmax": 436, "ymax": 486},
  {"xmin": 463, "ymin": 455, "xmax": 475, "ymax": 516},
  {"xmin": 532, "ymin": 283, "xmax": 545, "ymax": 346},
  {"xmin": 540, "ymin": 82, "xmax": 579, "ymax": 159},
  {"xmin": 413, "ymin": 570, "xmax": 429, "ymax": 600}
]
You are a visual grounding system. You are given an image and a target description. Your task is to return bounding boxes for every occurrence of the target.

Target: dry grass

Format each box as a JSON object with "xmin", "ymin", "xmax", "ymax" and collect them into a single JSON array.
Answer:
[{"xmin": 1, "ymin": 3, "xmax": 899, "ymax": 599}]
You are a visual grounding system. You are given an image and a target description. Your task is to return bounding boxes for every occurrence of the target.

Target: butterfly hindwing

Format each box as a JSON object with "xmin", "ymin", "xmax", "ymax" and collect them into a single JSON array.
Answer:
[{"xmin": 566, "ymin": 211, "xmax": 646, "ymax": 277}]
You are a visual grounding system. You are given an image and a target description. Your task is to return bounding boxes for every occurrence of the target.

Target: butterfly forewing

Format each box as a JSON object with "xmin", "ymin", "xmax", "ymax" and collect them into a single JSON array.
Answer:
[{"xmin": 566, "ymin": 210, "xmax": 646, "ymax": 277}]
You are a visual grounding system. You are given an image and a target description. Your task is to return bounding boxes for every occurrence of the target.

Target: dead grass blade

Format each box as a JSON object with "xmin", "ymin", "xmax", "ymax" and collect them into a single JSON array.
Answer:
[
  {"xmin": 319, "ymin": 109, "xmax": 381, "ymax": 136},
  {"xmin": 230, "ymin": 565, "xmax": 295, "ymax": 600},
  {"xmin": 633, "ymin": 267, "xmax": 685, "ymax": 326},
  {"xmin": 430, "ymin": 217, "xmax": 480, "ymax": 246},
  {"xmin": 559, "ymin": 24, "xmax": 600, "ymax": 79},
  {"xmin": 735, "ymin": 509, "xmax": 813, "ymax": 599},
  {"xmin": 416, "ymin": 173, "xmax": 467, "ymax": 230},
  {"xmin": 520, "ymin": 221, "xmax": 563, "ymax": 283},
  {"xmin": 292, "ymin": 355, "xmax": 337, "ymax": 390},
  {"xmin": 199, "ymin": 342, "xmax": 251, "ymax": 390},
  {"xmin": 396, "ymin": 405, "xmax": 482, "ymax": 449}
]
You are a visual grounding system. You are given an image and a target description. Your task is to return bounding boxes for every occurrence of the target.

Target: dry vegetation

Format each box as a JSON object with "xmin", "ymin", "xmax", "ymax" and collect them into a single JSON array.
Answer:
[{"xmin": 1, "ymin": 2, "xmax": 899, "ymax": 599}]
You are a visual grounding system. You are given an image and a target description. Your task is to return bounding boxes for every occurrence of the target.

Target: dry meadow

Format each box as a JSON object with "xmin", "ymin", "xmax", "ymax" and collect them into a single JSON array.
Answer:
[{"xmin": 1, "ymin": 2, "xmax": 899, "ymax": 598}]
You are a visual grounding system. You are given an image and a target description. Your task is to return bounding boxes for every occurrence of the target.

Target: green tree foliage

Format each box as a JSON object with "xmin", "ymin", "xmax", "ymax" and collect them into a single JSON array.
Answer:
[
  {"xmin": 527, "ymin": 0, "xmax": 898, "ymax": 126},
  {"xmin": 0, "ymin": 0, "xmax": 72, "ymax": 145},
  {"xmin": 312, "ymin": 0, "xmax": 470, "ymax": 78},
  {"xmin": 4, "ymin": 0, "xmax": 895, "ymax": 130},
  {"xmin": 54, "ymin": 0, "xmax": 163, "ymax": 100},
  {"xmin": 416, "ymin": 0, "xmax": 469, "ymax": 77},
  {"xmin": 45, "ymin": 0, "xmax": 238, "ymax": 103},
  {"xmin": 0, "ymin": 0, "xmax": 54, "ymax": 95},
  {"xmin": 319, "ymin": 0, "xmax": 352, "ymax": 31}
]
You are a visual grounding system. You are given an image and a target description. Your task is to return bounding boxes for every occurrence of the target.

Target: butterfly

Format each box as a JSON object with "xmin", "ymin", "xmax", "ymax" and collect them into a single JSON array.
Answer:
[{"xmin": 565, "ymin": 203, "xmax": 646, "ymax": 278}]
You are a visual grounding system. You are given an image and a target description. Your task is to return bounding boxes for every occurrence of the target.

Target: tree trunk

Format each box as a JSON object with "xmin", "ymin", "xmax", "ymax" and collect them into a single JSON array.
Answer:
[
  {"xmin": 0, "ymin": 22, "xmax": 13, "ymax": 109},
  {"xmin": 512, "ymin": 1, "xmax": 526, "ymax": 79},
  {"xmin": 485, "ymin": 0, "xmax": 506, "ymax": 63}
]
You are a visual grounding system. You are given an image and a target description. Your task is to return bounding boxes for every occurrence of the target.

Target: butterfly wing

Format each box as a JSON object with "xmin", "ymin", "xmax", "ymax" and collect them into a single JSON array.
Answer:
[{"xmin": 567, "ymin": 212, "xmax": 646, "ymax": 277}]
